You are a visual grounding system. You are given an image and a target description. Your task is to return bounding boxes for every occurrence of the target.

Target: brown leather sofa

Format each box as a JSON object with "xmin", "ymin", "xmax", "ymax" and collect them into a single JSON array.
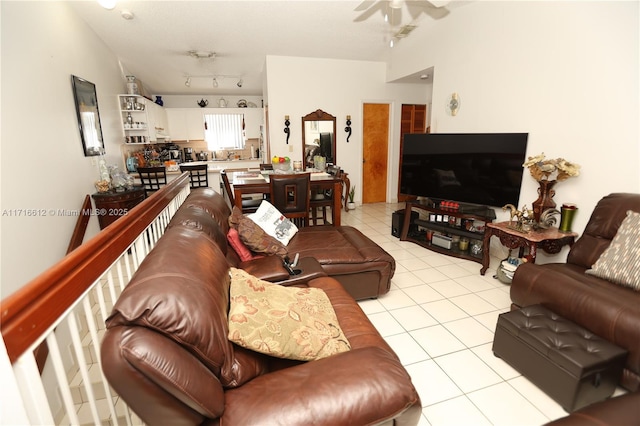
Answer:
[
  {"xmin": 179, "ymin": 188, "xmax": 395, "ymax": 300},
  {"xmin": 101, "ymin": 188, "xmax": 421, "ymax": 425},
  {"xmin": 511, "ymin": 193, "xmax": 640, "ymax": 423}
]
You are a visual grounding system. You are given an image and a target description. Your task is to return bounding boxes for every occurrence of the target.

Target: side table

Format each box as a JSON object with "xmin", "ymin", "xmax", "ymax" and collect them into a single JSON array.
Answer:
[
  {"xmin": 91, "ymin": 186, "xmax": 145, "ymax": 230},
  {"xmin": 481, "ymin": 221, "xmax": 578, "ymax": 275}
]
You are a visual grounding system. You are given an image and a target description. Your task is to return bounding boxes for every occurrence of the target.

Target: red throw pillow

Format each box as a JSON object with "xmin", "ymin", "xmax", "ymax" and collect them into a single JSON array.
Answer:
[{"xmin": 227, "ymin": 228, "xmax": 261, "ymax": 262}]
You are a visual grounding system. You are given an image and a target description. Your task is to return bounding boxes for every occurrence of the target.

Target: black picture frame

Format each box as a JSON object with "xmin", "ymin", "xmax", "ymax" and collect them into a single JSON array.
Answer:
[{"xmin": 71, "ymin": 75, "xmax": 105, "ymax": 156}]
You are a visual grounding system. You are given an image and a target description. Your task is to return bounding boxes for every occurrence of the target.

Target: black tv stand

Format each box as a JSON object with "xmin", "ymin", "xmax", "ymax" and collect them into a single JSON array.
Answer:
[{"xmin": 399, "ymin": 200, "xmax": 496, "ymax": 275}]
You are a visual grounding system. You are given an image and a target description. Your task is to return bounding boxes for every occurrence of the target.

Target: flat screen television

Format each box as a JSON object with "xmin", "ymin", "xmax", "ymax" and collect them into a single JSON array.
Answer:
[
  {"xmin": 400, "ymin": 133, "xmax": 529, "ymax": 208},
  {"xmin": 319, "ymin": 132, "xmax": 334, "ymax": 163}
]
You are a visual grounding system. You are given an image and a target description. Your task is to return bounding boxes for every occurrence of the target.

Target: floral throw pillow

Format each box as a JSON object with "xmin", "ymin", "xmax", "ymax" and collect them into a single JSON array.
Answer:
[
  {"xmin": 227, "ymin": 268, "xmax": 351, "ymax": 361},
  {"xmin": 228, "ymin": 207, "xmax": 288, "ymax": 258},
  {"xmin": 586, "ymin": 210, "xmax": 640, "ymax": 291}
]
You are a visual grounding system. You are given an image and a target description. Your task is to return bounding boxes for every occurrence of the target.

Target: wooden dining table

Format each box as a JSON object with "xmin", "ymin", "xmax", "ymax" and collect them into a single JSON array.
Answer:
[{"xmin": 231, "ymin": 171, "xmax": 343, "ymax": 226}]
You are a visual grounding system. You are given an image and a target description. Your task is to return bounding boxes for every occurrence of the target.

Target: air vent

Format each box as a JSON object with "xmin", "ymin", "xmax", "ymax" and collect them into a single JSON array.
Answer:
[{"xmin": 394, "ymin": 25, "xmax": 417, "ymax": 38}]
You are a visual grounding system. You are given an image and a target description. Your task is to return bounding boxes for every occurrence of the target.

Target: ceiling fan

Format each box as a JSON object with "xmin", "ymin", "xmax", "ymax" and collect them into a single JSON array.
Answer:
[{"xmin": 354, "ymin": 0, "xmax": 450, "ymax": 26}]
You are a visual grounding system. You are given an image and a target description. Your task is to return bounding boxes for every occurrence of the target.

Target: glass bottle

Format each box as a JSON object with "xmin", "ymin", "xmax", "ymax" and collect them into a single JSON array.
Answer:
[{"xmin": 126, "ymin": 75, "xmax": 139, "ymax": 95}]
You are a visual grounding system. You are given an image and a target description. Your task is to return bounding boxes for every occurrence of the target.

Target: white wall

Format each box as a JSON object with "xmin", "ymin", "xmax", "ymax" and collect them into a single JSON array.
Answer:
[
  {"xmin": 265, "ymin": 55, "xmax": 432, "ymax": 204},
  {"xmin": 388, "ymin": 0, "xmax": 639, "ymax": 254},
  {"xmin": 1, "ymin": 2, "xmax": 126, "ymax": 297}
]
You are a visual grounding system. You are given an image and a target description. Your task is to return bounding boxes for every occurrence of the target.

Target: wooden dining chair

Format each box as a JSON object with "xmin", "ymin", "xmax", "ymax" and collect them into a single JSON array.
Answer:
[
  {"xmin": 220, "ymin": 169, "xmax": 262, "ymax": 213},
  {"xmin": 137, "ymin": 166, "xmax": 167, "ymax": 197},
  {"xmin": 179, "ymin": 163, "xmax": 209, "ymax": 188},
  {"xmin": 269, "ymin": 173, "xmax": 311, "ymax": 228},
  {"xmin": 310, "ymin": 165, "xmax": 342, "ymax": 225}
]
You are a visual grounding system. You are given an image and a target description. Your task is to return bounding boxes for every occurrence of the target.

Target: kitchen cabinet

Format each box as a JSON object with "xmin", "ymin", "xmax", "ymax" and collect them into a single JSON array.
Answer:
[
  {"xmin": 119, "ymin": 95, "xmax": 169, "ymax": 143},
  {"xmin": 166, "ymin": 107, "xmax": 263, "ymax": 141},
  {"xmin": 166, "ymin": 108, "xmax": 205, "ymax": 142}
]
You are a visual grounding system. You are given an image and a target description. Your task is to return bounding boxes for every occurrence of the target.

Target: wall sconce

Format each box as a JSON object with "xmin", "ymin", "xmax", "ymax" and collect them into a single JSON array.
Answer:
[
  {"xmin": 284, "ymin": 115, "xmax": 290, "ymax": 144},
  {"xmin": 345, "ymin": 115, "xmax": 352, "ymax": 142}
]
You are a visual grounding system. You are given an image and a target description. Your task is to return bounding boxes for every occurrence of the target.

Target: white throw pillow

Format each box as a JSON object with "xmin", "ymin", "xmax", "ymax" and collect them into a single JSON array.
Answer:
[{"xmin": 247, "ymin": 200, "xmax": 298, "ymax": 246}]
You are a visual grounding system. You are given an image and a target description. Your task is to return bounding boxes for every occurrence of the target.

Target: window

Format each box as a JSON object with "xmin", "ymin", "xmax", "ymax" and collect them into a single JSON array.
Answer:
[{"xmin": 204, "ymin": 113, "xmax": 245, "ymax": 151}]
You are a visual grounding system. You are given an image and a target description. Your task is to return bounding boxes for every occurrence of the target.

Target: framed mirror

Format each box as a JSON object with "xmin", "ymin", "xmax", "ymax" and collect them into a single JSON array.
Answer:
[
  {"xmin": 302, "ymin": 109, "xmax": 336, "ymax": 170},
  {"xmin": 71, "ymin": 75, "xmax": 105, "ymax": 156}
]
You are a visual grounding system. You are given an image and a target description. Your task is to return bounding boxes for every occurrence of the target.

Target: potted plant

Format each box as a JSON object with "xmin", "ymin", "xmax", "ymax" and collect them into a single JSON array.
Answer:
[{"xmin": 347, "ymin": 186, "xmax": 356, "ymax": 209}]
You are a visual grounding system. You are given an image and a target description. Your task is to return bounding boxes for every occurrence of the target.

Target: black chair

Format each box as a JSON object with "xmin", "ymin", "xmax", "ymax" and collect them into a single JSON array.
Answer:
[
  {"xmin": 180, "ymin": 163, "xmax": 209, "ymax": 188},
  {"xmin": 220, "ymin": 169, "xmax": 262, "ymax": 213},
  {"xmin": 269, "ymin": 173, "xmax": 311, "ymax": 228},
  {"xmin": 310, "ymin": 165, "xmax": 342, "ymax": 225},
  {"xmin": 137, "ymin": 166, "xmax": 167, "ymax": 197}
]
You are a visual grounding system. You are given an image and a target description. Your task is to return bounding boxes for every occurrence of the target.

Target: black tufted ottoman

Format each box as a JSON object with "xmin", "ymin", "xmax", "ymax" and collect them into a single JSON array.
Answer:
[{"xmin": 492, "ymin": 305, "xmax": 627, "ymax": 412}]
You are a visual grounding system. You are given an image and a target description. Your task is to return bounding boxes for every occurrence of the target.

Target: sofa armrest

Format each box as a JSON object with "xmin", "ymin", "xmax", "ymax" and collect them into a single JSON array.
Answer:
[
  {"xmin": 273, "ymin": 257, "xmax": 327, "ymax": 287},
  {"xmin": 101, "ymin": 326, "xmax": 225, "ymax": 425},
  {"xmin": 221, "ymin": 346, "xmax": 422, "ymax": 425},
  {"xmin": 240, "ymin": 256, "xmax": 327, "ymax": 286},
  {"xmin": 544, "ymin": 391, "xmax": 640, "ymax": 426},
  {"xmin": 239, "ymin": 255, "xmax": 290, "ymax": 281}
]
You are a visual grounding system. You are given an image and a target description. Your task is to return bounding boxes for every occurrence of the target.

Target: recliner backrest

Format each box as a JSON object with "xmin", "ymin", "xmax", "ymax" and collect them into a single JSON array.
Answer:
[{"xmin": 567, "ymin": 193, "xmax": 640, "ymax": 268}]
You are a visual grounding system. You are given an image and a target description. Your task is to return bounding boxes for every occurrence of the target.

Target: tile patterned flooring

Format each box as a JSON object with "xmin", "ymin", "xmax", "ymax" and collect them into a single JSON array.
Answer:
[{"xmin": 342, "ymin": 202, "xmax": 623, "ymax": 426}]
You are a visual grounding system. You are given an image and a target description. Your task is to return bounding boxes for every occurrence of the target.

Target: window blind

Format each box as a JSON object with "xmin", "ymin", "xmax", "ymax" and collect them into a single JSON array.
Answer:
[{"xmin": 204, "ymin": 114, "xmax": 245, "ymax": 150}]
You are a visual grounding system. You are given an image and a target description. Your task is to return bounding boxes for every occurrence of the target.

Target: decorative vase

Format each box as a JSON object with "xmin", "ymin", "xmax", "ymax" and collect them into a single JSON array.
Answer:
[
  {"xmin": 154, "ymin": 96, "xmax": 163, "ymax": 106},
  {"xmin": 532, "ymin": 179, "xmax": 557, "ymax": 222}
]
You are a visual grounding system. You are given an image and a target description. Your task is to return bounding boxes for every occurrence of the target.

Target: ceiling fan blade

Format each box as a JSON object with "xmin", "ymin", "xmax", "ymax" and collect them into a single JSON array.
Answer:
[
  {"xmin": 354, "ymin": 2, "xmax": 386, "ymax": 22},
  {"xmin": 406, "ymin": 0, "xmax": 450, "ymax": 20},
  {"xmin": 354, "ymin": 0, "xmax": 377, "ymax": 12}
]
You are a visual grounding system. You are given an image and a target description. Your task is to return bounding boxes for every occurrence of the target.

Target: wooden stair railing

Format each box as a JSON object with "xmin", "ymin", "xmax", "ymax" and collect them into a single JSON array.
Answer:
[
  {"xmin": 33, "ymin": 195, "xmax": 93, "ymax": 374},
  {"xmin": 1, "ymin": 174, "xmax": 190, "ymax": 364}
]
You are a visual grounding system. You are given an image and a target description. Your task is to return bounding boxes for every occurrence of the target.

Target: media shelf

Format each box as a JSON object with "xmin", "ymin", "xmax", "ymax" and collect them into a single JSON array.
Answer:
[{"xmin": 399, "ymin": 200, "xmax": 496, "ymax": 274}]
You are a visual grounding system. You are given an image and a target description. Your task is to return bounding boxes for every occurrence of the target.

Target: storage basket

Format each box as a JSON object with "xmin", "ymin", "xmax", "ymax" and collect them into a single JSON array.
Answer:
[{"xmin": 496, "ymin": 256, "xmax": 524, "ymax": 284}]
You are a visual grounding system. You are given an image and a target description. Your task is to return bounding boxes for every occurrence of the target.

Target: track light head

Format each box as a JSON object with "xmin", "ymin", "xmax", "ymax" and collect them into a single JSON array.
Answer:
[
  {"xmin": 237, "ymin": 79, "xmax": 243, "ymax": 88},
  {"xmin": 212, "ymin": 78, "xmax": 218, "ymax": 88},
  {"xmin": 185, "ymin": 77, "xmax": 191, "ymax": 87}
]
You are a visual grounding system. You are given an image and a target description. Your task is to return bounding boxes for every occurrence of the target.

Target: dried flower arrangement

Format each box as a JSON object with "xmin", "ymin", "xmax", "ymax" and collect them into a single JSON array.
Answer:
[{"xmin": 522, "ymin": 153, "xmax": 581, "ymax": 182}]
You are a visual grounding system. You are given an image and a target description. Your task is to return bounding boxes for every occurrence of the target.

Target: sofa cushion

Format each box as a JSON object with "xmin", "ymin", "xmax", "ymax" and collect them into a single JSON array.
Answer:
[
  {"xmin": 586, "ymin": 210, "xmax": 640, "ymax": 290},
  {"xmin": 168, "ymin": 205, "xmax": 228, "ymax": 254},
  {"xmin": 181, "ymin": 187, "xmax": 232, "ymax": 235},
  {"xmin": 228, "ymin": 268, "xmax": 351, "ymax": 361},
  {"xmin": 229, "ymin": 206, "xmax": 288, "ymax": 258},
  {"xmin": 105, "ymin": 227, "xmax": 268, "ymax": 388}
]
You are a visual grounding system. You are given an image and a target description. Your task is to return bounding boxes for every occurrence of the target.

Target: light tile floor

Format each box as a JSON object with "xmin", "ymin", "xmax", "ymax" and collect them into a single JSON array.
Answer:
[{"xmin": 342, "ymin": 202, "xmax": 625, "ymax": 426}]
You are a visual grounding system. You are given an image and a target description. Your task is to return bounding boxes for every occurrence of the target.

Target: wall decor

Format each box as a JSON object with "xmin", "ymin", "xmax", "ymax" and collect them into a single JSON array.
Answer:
[{"xmin": 71, "ymin": 75, "xmax": 105, "ymax": 156}]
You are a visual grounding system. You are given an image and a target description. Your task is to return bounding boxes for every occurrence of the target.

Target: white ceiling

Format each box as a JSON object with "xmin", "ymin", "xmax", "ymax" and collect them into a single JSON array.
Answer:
[{"xmin": 70, "ymin": 1, "xmax": 468, "ymax": 96}]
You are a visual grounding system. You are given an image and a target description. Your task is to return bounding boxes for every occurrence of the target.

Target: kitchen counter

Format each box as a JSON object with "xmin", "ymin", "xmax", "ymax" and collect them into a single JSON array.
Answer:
[
  {"xmin": 165, "ymin": 159, "xmax": 261, "ymax": 174},
  {"xmin": 132, "ymin": 159, "xmax": 262, "ymax": 192}
]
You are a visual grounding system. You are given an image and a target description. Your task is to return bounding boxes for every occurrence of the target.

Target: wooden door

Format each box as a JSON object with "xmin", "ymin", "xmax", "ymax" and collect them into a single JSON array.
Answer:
[
  {"xmin": 398, "ymin": 104, "xmax": 427, "ymax": 202},
  {"xmin": 362, "ymin": 103, "xmax": 390, "ymax": 203}
]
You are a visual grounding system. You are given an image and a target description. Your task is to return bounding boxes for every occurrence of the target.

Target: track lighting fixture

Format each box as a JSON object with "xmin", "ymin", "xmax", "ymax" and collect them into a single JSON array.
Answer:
[
  {"xmin": 185, "ymin": 77, "xmax": 191, "ymax": 87},
  {"xmin": 237, "ymin": 79, "xmax": 243, "ymax": 88}
]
